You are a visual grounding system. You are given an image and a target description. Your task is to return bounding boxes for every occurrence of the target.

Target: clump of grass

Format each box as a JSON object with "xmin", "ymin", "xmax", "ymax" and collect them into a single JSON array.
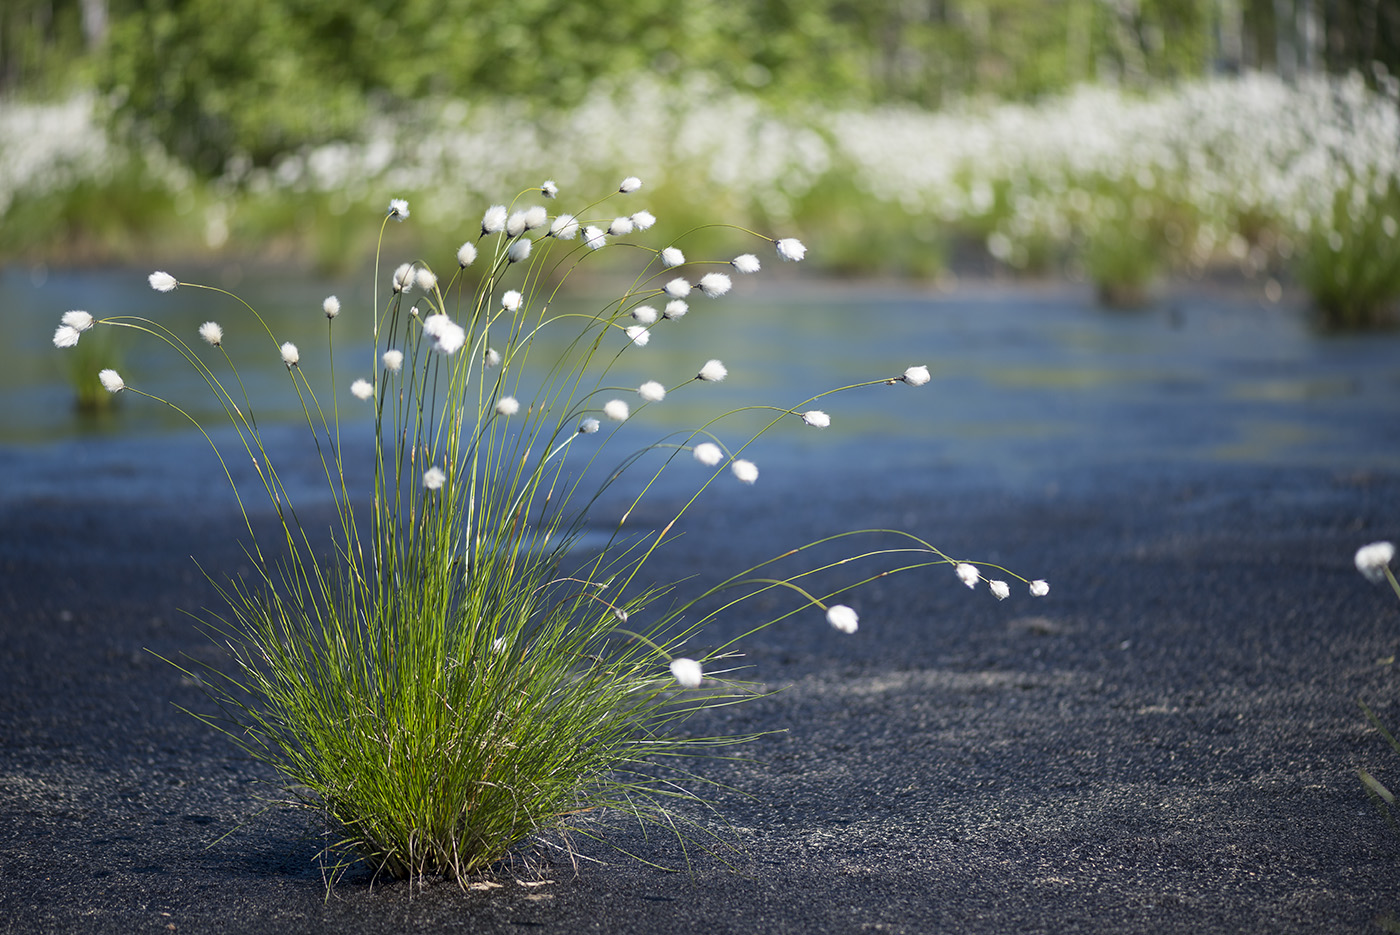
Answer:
[
  {"xmin": 1298, "ymin": 175, "xmax": 1400, "ymax": 329},
  {"xmin": 53, "ymin": 182, "xmax": 1047, "ymax": 883}
]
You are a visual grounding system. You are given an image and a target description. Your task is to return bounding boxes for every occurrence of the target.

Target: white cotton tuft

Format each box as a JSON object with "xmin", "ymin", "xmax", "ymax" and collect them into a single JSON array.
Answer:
[
  {"xmin": 495, "ymin": 396, "xmax": 520, "ymax": 416},
  {"xmin": 638, "ymin": 381, "xmax": 666, "ymax": 402},
  {"xmin": 149, "ymin": 271, "xmax": 177, "ymax": 292},
  {"xmin": 664, "ymin": 300, "xmax": 688, "ymax": 320},
  {"xmin": 502, "ymin": 290, "xmax": 523, "ymax": 311},
  {"xmin": 382, "ymin": 349, "xmax": 404, "ymax": 372},
  {"xmin": 199, "ymin": 321, "xmax": 223, "ymax": 346},
  {"xmin": 631, "ymin": 210, "xmax": 656, "ymax": 230},
  {"xmin": 826, "ymin": 605, "xmax": 859, "ymax": 634},
  {"xmin": 457, "ymin": 242, "xmax": 478, "ymax": 268},
  {"xmin": 422, "ymin": 315, "xmax": 465, "ymax": 355},
  {"xmin": 415, "ymin": 267, "xmax": 437, "ymax": 291},
  {"xmin": 482, "ymin": 204, "xmax": 508, "ymax": 235},
  {"xmin": 523, "ymin": 205, "xmax": 548, "ymax": 230},
  {"xmin": 1030, "ymin": 579, "xmax": 1051, "ymax": 597},
  {"xmin": 619, "ymin": 176, "xmax": 642, "ymax": 193},
  {"xmin": 989, "ymin": 580, "xmax": 1011, "ymax": 601},
  {"xmin": 608, "ymin": 216, "xmax": 634, "ymax": 236},
  {"xmin": 661, "ymin": 247, "xmax": 685, "ymax": 268},
  {"xmin": 62, "ymin": 310, "xmax": 94, "ymax": 331},
  {"xmin": 731, "ymin": 459, "xmax": 759, "ymax": 484},
  {"xmin": 393, "ymin": 263, "xmax": 414, "ymax": 293},
  {"xmin": 626, "ymin": 325, "xmax": 651, "ymax": 346},
  {"xmin": 422, "ymin": 466, "xmax": 446, "ymax": 490},
  {"xmin": 579, "ymin": 418, "xmax": 601, "ymax": 434},
  {"xmin": 583, "ymin": 226, "xmax": 608, "ymax": 251},
  {"xmin": 1356, "ymin": 541, "xmax": 1397, "ymax": 584},
  {"xmin": 775, "ymin": 238, "xmax": 806, "ymax": 262},
  {"xmin": 388, "ymin": 198, "xmax": 409, "ymax": 220},
  {"xmin": 693, "ymin": 442, "xmax": 723, "ymax": 466},
  {"xmin": 903, "ymin": 365, "xmax": 931, "ymax": 386},
  {"xmin": 541, "ymin": 180, "xmax": 558, "ymax": 198},
  {"xmin": 323, "ymin": 295, "xmax": 341, "ymax": 318},
  {"xmin": 669, "ymin": 657, "xmax": 702, "ymax": 688},
  {"xmin": 505, "ymin": 211, "xmax": 528, "ymax": 238},
  {"xmin": 550, "ymin": 214, "xmax": 580, "ymax": 239},
  {"xmin": 351, "ymin": 378, "xmax": 374, "ymax": 400},
  {"xmin": 956, "ymin": 563, "xmax": 980, "ymax": 589},
  {"xmin": 99, "ymin": 369, "xmax": 125, "ymax": 393},
  {"xmin": 484, "ymin": 347, "xmax": 502, "ymax": 368},
  {"xmin": 632, "ymin": 305, "xmax": 658, "ymax": 325},
  {"xmin": 698, "ymin": 272, "xmax": 732, "ymax": 298},
  {"xmin": 53, "ymin": 325, "xmax": 80, "ymax": 348},
  {"xmin": 731, "ymin": 254, "xmax": 761, "ymax": 274},
  {"xmin": 604, "ymin": 399, "xmax": 630, "ymax": 422},
  {"xmin": 801, "ymin": 410, "xmax": 831, "ymax": 429},
  {"xmin": 697, "ymin": 359, "xmax": 727, "ymax": 382},
  {"xmin": 280, "ymin": 342, "xmax": 300, "ymax": 367},
  {"xmin": 507, "ymin": 238, "xmax": 532, "ymax": 263},
  {"xmin": 664, "ymin": 278, "xmax": 691, "ymax": 298}
]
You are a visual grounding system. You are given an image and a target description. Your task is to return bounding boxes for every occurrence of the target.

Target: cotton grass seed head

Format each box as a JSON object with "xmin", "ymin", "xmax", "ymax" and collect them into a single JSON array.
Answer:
[
  {"xmin": 1030, "ymin": 579, "xmax": 1051, "ymax": 597},
  {"xmin": 802, "ymin": 410, "xmax": 831, "ymax": 428},
  {"xmin": 422, "ymin": 466, "xmax": 446, "ymax": 490},
  {"xmin": 149, "ymin": 271, "xmax": 177, "ymax": 292},
  {"xmin": 698, "ymin": 272, "xmax": 732, "ymax": 297},
  {"xmin": 619, "ymin": 176, "xmax": 642, "ymax": 193},
  {"xmin": 631, "ymin": 210, "xmax": 656, "ymax": 230},
  {"xmin": 903, "ymin": 365, "xmax": 931, "ymax": 386},
  {"xmin": 495, "ymin": 396, "xmax": 520, "ymax": 416},
  {"xmin": 638, "ymin": 380, "xmax": 665, "ymax": 402},
  {"xmin": 579, "ymin": 418, "xmax": 600, "ymax": 434},
  {"xmin": 664, "ymin": 300, "xmax": 688, "ymax": 320},
  {"xmin": 956, "ymin": 563, "xmax": 980, "ymax": 589},
  {"xmin": 351, "ymin": 378, "xmax": 374, "ymax": 400},
  {"xmin": 502, "ymin": 290, "xmax": 523, "ymax": 311},
  {"xmin": 280, "ymin": 342, "xmax": 300, "ymax": 367},
  {"xmin": 506, "ymin": 211, "xmax": 527, "ymax": 237},
  {"xmin": 732, "ymin": 254, "xmax": 760, "ymax": 274},
  {"xmin": 482, "ymin": 204, "xmax": 507, "ymax": 235},
  {"xmin": 393, "ymin": 263, "xmax": 414, "ymax": 293},
  {"xmin": 664, "ymin": 278, "xmax": 691, "ymax": 298},
  {"xmin": 415, "ymin": 267, "xmax": 437, "ymax": 291},
  {"xmin": 507, "ymin": 239, "xmax": 532, "ymax": 263},
  {"xmin": 323, "ymin": 295, "xmax": 341, "ymax": 319},
  {"xmin": 388, "ymin": 198, "xmax": 409, "ymax": 220},
  {"xmin": 669, "ymin": 658, "xmax": 702, "ymax": 688},
  {"xmin": 98, "ymin": 368, "xmax": 124, "ymax": 393},
  {"xmin": 382, "ymin": 349, "xmax": 403, "ymax": 372},
  {"xmin": 541, "ymin": 179, "xmax": 558, "ymax": 198},
  {"xmin": 693, "ymin": 442, "xmax": 722, "ymax": 465},
  {"xmin": 826, "ymin": 605, "xmax": 858, "ymax": 634},
  {"xmin": 52, "ymin": 325, "xmax": 80, "ymax": 348},
  {"xmin": 1356, "ymin": 541, "xmax": 1396, "ymax": 583},
  {"xmin": 484, "ymin": 347, "xmax": 502, "ymax": 367},
  {"xmin": 422, "ymin": 315, "xmax": 465, "ymax": 355},
  {"xmin": 775, "ymin": 238, "xmax": 807, "ymax": 262},
  {"xmin": 62, "ymin": 310, "xmax": 94, "ymax": 332},
  {"xmin": 989, "ymin": 580, "xmax": 1011, "ymax": 601},
  {"xmin": 731, "ymin": 459, "xmax": 759, "ymax": 484},
  {"xmin": 456, "ymin": 242, "xmax": 478, "ymax": 267},
  {"xmin": 550, "ymin": 214, "xmax": 579, "ymax": 239},
  {"xmin": 199, "ymin": 321, "xmax": 223, "ymax": 346},
  {"xmin": 626, "ymin": 325, "xmax": 651, "ymax": 346},
  {"xmin": 609, "ymin": 216, "xmax": 634, "ymax": 236},
  {"xmin": 661, "ymin": 247, "xmax": 685, "ymax": 268},
  {"xmin": 632, "ymin": 305, "xmax": 658, "ymax": 325},
  {"xmin": 584, "ymin": 226, "xmax": 607, "ymax": 251},
  {"xmin": 698, "ymin": 359, "xmax": 727, "ymax": 382},
  {"xmin": 604, "ymin": 399, "xmax": 630, "ymax": 422},
  {"xmin": 523, "ymin": 205, "xmax": 549, "ymax": 230}
]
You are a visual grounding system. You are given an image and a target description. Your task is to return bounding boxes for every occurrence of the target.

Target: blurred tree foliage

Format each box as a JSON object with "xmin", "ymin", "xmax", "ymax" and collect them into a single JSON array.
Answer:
[{"xmin": 3, "ymin": 0, "xmax": 1398, "ymax": 175}]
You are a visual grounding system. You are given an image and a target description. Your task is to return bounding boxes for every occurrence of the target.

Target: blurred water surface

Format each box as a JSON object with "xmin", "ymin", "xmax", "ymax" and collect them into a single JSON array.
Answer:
[{"xmin": 4, "ymin": 264, "xmax": 1400, "ymax": 505}]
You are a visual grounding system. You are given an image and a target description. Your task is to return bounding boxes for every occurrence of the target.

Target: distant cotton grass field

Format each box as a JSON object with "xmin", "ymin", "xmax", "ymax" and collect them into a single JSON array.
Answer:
[{"xmin": 5, "ymin": 71, "xmax": 1400, "ymax": 321}]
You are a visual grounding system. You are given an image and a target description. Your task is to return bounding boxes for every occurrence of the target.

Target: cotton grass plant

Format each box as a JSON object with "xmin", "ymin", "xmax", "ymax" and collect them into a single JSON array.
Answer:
[{"xmin": 54, "ymin": 181, "xmax": 1046, "ymax": 884}]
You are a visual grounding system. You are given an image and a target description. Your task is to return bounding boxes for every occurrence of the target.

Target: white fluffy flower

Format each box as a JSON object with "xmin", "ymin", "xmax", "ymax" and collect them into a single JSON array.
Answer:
[
  {"xmin": 698, "ymin": 272, "xmax": 732, "ymax": 297},
  {"xmin": 989, "ymin": 580, "xmax": 1011, "ymax": 601},
  {"xmin": 731, "ymin": 459, "xmax": 759, "ymax": 484},
  {"xmin": 422, "ymin": 466, "xmax": 446, "ymax": 490},
  {"xmin": 506, "ymin": 211, "xmax": 528, "ymax": 237},
  {"xmin": 495, "ymin": 396, "xmax": 520, "ymax": 416},
  {"xmin": 583, "ymin": 226, "xmax": 607, "ymax": 251},
  {"xmin": 631, "ymin": 210, "xmax": 656, "ymax": 230},
  {"xmin": 550, "ymin": 214, "xmax": 579, "ymax": 239},
  {"xmin": 323, "ymin": 295, "xmax": 341, "ymax": 319},
  {"xmin": 664, "ymin": 300, "xmax": 688, "ymax": 320},
  {"xmin": 502, "ymin": 290, "xmax": 523, "ymax": 311},
  {"xmin": 415, "ymin": 267, "xmax": 437, "ymax": 291},
  {"xmin": 148, "ymin": 271, "xmax": 177, "ymax": 292},
  {"xmin": 903, "ymin": 365, "xmax": 931, "ymax": 386},
  {"xmin": 541, "ymin": 180, "xmax": 558, "ymax": 198},
  {"xmin": 775, "ymin": 238, "xmax": 806, "ymax": 262},
  {"xmin": 482, "ymin": 204, "xmax": 508, "ymax": 235},
  {"xmin": 664, "ymin": 278, "xmax": 691, "ymax": 298},
  {"xmin": 638, "ymin": 381, "xmax": 666, "ymax": 402},
  {"xmin": 351, "ymin": 378, "xmax": 375, "ymax": 400},
  {"xmin": 62, "ymin": 310, "xmax": 94, "ymax": 332},
  {"xmin": 608, "ymin": 216, "xmax": 634, "ymax": 236},
  {"xmin": 956, "ymin": 563, "xmax": 980, "ymax": 589},
  {"xmin": 619, "ymin": 176, "xmax": 642, "ymax": 193},
  {"xmin": 732, "ymin": 254, "xmax": 760, "ymax": 274},
  {"xmin": 422, "ymin": 315, "xmax": 465, "ymax": 355},
  {"xmin": 456, "ymin": 242, "xmax": 478, "ymax": 267},
  {"xmin": 632, "ymin": 305, "xmax": 658, "ymax": 325},
  {"xmin": 604, "ymin": 399, "xmax": 630, "ymax": 422},
  {"xmin": 801, "ymin": 410, "xmax": 831, "ymax": 428},
  {"xmin": 693, "ymin": 443, "xmax": 723, "ymax": 465},
  {"xmin": 382, "ymin": 349, "xmax": 404, "ymax": 372},
  {"xmin": 52, "ymin": 325, "xmax": 80, "ymax": 348},
  {"xmin": 507, "ymin": 238, "xmax": 532, "ymax": 263},
  {"xmin": 280, "ymin": 342, "xmax": 300, "ymax": 367},
  {"xmin": 579, "ymin": 417, "xmax": 601, "ymax": 434},
  {"xmin": 697, "ymin": 359, "xmax": 727, "ymax": 382},
  {"xmin": 388, "ymin": 198, "xmax": 409, "ymax": 220},
  {"xmin": 393, "ymin": 263, "xmax": 414, "ymax": 293},
  {"xmin": 826, "ymin": 604, "xmax": 859, "ymax": 634},
  {"xmin": 484, "ymin": 347, "xmax": 502, "ymax": 368},
  {"xmin": 626, "ymin": 325, "xmax": 651, "ymax": 346},
  {"xmin": 523, "ymin": 205, "xmax": 549, "ymax": 230},
  {"xmin": 98, "ymin": 369, "xmax": 124, "ymax": 393},
  {"xmin": 669, "ymin": 657, "xmax": 702, "ymax": 688},
  {"xmin": 661, "ymin": 247, "xmax": 685, "ymax": 268},
  {"xmin": 199, "ymin": 321, "xmax": 223, "ymax": 346},
  {"xmin": 1030, "ymin": 579, "xmax": 1051, "ymax": 597},
  {"xmin": 1356, "ymin": 541, "xmax": 1397, "ymax": 584}
]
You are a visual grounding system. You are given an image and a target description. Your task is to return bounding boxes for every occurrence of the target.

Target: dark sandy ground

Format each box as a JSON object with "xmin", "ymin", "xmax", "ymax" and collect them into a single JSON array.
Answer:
[{"xmin": 5, "ymin": 281, "xmax": 1400, "ymax": 933}]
